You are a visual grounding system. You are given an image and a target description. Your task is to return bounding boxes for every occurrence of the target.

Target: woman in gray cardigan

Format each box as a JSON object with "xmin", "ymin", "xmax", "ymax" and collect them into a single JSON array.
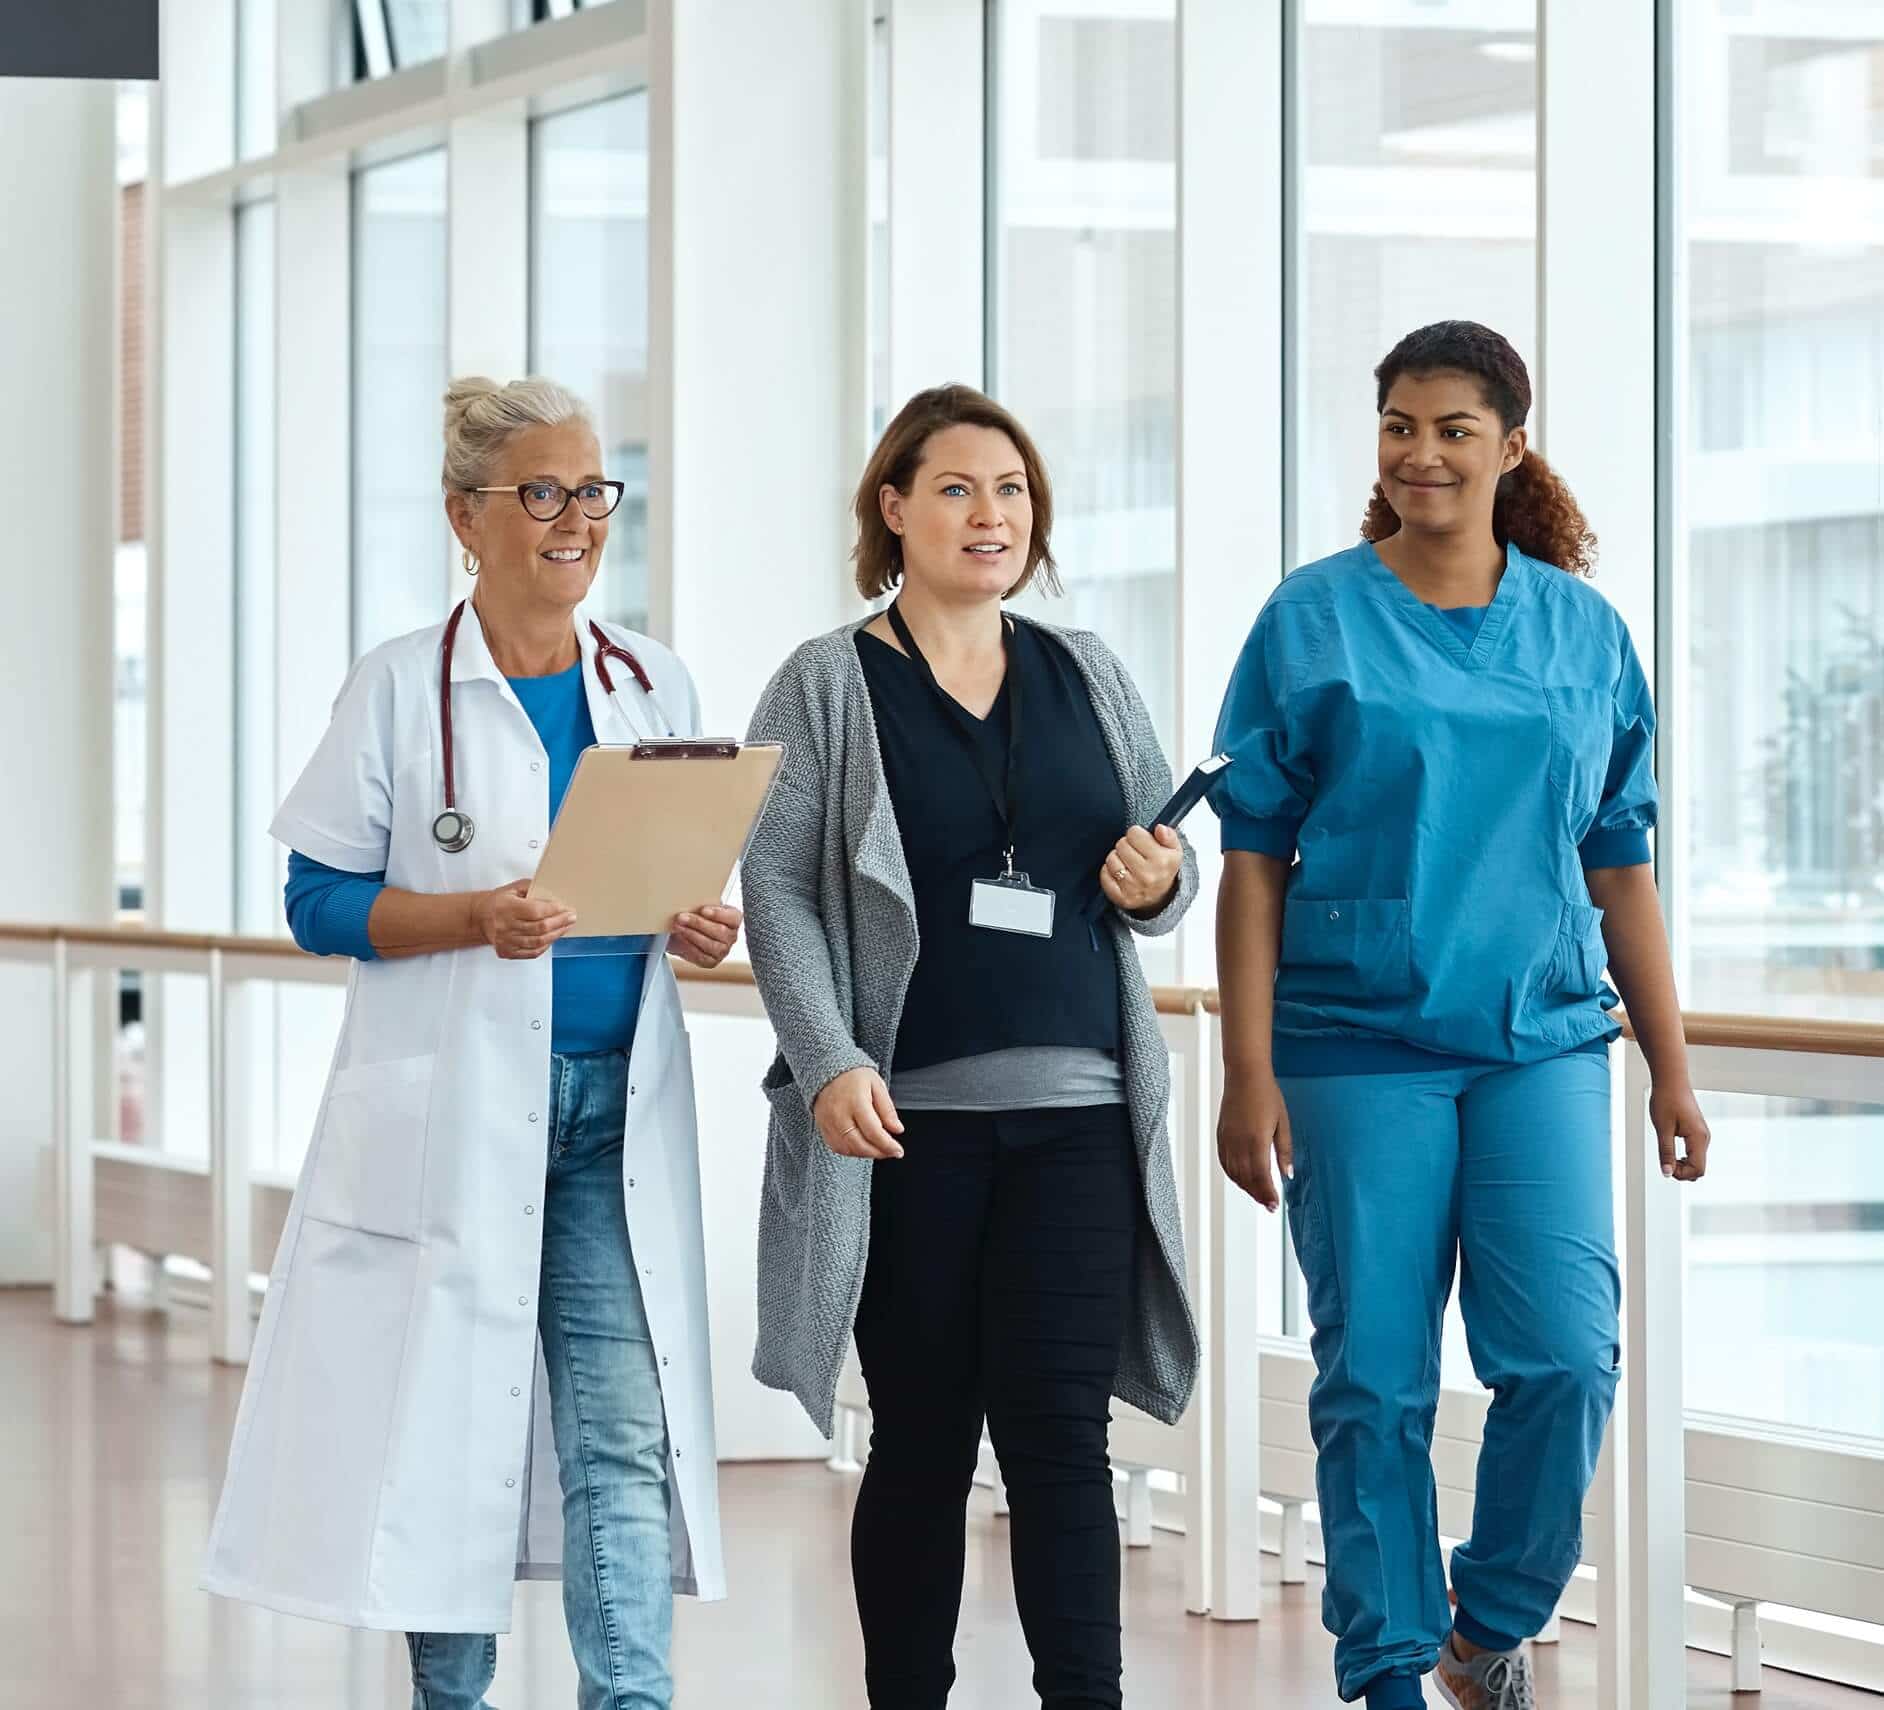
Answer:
[{"xmin": 743, "ymin": 384, "xmax": 1200, "ymax": 1709}]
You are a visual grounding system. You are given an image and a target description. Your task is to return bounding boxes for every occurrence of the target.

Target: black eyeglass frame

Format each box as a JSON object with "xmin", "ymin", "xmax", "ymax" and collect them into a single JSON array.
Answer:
[{"xmin": 470, "ymin": 480, "xmax": 626, "ymax": 522}]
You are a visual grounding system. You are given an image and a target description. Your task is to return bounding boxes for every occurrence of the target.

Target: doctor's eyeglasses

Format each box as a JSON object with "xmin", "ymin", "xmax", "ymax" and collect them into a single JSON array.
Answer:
[{"xmin": 472, "ymin": 480, "xmax": 626, "ymax": 522}]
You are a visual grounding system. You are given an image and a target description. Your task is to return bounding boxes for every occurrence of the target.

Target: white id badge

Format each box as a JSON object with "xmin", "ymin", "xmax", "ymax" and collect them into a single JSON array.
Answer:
[{"xmin": 969, "ymin": 873, "xmax": 1056, "ymax": 938}]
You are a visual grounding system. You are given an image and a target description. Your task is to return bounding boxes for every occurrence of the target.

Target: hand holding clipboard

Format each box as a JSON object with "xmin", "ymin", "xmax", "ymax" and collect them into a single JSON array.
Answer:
[{"xmin": 528, "ymin": 740, "xmax": 785, "ymax": 945}]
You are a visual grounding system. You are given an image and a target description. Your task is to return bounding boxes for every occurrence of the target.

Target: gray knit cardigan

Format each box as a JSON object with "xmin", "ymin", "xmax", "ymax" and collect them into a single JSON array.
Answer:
[{"xmin": 742, "ymin": 612, "xmax": 1202, "ymax": 1437}]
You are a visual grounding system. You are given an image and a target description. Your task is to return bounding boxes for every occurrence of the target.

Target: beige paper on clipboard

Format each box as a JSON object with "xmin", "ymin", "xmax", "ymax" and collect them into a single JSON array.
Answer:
[{"xmin": 526, "ymin": 742, "xmax": 784, "ymax": 937}]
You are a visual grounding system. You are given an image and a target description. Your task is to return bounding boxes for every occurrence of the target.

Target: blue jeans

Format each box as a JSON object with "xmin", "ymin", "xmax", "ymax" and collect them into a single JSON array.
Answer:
[
  {"xmin": 1277, "ymin": 1053, "xmax": 1620, "ymax": 1708},
  {"xmin": 408, "ymin": 1049, "xmax": 674, "ymax": 1710}
]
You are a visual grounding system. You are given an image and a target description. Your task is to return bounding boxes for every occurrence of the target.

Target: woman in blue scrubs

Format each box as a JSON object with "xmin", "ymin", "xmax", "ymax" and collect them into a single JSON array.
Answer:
[{"xmin": 1211, "ymin": 321, "xmax": 1711, "ymax": 1710}]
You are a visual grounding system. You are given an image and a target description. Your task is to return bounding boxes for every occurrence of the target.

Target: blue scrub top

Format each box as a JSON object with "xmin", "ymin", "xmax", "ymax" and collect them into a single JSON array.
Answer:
[{"xmin": 1210, "ymin": 540, "xmax": 1657, "ymax": 1072}]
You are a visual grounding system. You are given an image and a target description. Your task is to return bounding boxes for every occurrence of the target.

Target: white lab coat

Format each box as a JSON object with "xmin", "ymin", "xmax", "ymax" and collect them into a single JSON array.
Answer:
[{"xmin": 201, "ymin": 602, "xmax": 726, "ymax": 1631}]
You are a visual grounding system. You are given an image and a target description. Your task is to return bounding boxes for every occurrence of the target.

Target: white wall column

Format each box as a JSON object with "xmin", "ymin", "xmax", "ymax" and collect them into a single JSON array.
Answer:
[
  {"xmin": 0, "ymin": 79, "xmax": 118, "ymax": 1282},
  {"xmin": 447, "ymin": 110, "xmax": 529, "ymax": 608},
  {"xmin": 648, "ymin": 0, "xmax": 867, "ymax": 720},
  {"xmin": 1176, "ymin": 0, "xmax": 1283, "ymax": 987},
  {"xmin": 1537, "ymin": 0, "xmax": 1656, "ymax": 658},
  {"xmin": 1539, "ymin": 14, "xmax": 1671, "ymax": 1703},
  {"xmin": 273, "ymin": 167, "xmax": 353, "ymax": 805},
  {"xmin": 887, "ymin": 0, "xmax": 984, "ymax": 401},
  {"xmin": 647, "ymin": 0, "xmax": 868, "ymax": 1461}
]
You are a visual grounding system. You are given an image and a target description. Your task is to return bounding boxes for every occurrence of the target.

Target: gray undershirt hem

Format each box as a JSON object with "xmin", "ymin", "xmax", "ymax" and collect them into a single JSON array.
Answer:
[{"xmin": 889, "ymin": 1046, "xmax": 1127, "ymax": 1112}]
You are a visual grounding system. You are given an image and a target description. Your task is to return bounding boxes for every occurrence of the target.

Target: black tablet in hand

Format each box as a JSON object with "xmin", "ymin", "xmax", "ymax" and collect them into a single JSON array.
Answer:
[{"xmin": 1150, "ymin": 753, "xmax": 1234, "ymax": 829}]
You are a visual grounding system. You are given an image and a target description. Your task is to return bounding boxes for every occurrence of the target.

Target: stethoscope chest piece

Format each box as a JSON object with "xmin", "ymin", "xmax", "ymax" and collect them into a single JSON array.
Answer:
[
  {"xmin": 432, "ymin": 600, "xmax": 662, "ymax": 858},
  {"xmin": 432, "ymin": 807, "xmax": 475, "ymax": 853}
]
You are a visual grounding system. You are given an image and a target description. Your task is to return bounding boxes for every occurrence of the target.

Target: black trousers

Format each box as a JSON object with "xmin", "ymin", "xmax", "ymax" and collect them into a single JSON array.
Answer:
[{"xmin": 850, "ymin": 1104, "xmax": 1140, "ymax": 1710}]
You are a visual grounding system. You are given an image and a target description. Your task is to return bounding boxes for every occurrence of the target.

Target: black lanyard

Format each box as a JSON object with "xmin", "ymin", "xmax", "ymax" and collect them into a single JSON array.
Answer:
[{"xmin": 885, "ymin": 600, "xmax": 1024, "ymax": 870}]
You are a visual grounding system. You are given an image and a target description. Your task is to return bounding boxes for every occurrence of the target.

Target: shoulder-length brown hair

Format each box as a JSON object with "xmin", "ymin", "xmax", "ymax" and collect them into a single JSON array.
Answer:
[{"xmin": 853, "ymin": 384, "xmax": 1059, "ymax": 601}]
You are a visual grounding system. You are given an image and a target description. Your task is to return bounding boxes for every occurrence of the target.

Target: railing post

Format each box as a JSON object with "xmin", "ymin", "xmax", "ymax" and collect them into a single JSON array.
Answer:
[
  {"xmin": 52, "ymin": 937, "xmax": 95, "ymax": 1325},
  {"xmin": 1207, "ymin": 1014, "xmax": 1263, "ymax": 1621},
  {"xmin": 1278, "ymin": 1500, "xmax": 1307, "ymax": 1584},
  {"xmin": 825, "ymin": 1405, "xmax": 860, "ymax": 1475},
  {"xmin": 1126, "ymin": 1468, "xmax": 1154, "ymax": 1548},
  {"xmin": 208, "ymin": 950, "xmax": 253, "ymax": 1364},
  {"xmin": 1180, "ymin": 1000, "xmax": 1211, "ymax": 1616},
  {"xmin": 1728, "ymin": 1598, "xmax": 1761, "ymax": 1692},
  {"xmin": 1596, "ymin": 1419, "xmax": 1628, "ymax": 1709},
  {"xmin": 1623, "ymin": 1044, "xmax": 1686, "ymax": 1707}
]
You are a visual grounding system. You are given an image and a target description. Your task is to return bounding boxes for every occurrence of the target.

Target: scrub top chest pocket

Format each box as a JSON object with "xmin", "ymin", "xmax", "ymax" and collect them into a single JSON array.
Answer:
[{"xmin": 1542, "ymin": 684, "xmax": 1613, "ymax": 829}]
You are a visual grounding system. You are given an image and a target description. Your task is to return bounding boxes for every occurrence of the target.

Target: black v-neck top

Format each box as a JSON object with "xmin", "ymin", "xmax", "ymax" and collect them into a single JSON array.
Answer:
[{"xmin": 856, "ymin": 619, "xmax": 1125, "ymax": 1073}]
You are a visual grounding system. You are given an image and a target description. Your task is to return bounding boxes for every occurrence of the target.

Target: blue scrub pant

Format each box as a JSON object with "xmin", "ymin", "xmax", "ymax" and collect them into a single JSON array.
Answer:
[{"xmin": 1277, "ymin": 1052, "xmax": 1619, "ymax": 1707}]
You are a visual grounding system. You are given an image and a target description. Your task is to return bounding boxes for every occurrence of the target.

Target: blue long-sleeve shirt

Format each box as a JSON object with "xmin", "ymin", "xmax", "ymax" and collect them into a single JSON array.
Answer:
[{"xmin": 283, "ymin": 659, "xmax": 648, "ymax": 1056}]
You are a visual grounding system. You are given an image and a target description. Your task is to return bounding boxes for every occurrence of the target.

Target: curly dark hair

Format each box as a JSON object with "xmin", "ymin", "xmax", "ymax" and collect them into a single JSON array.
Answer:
[{"xmin": 1361, "ymin": 320, "xmax": 1597, "ymax": 576}]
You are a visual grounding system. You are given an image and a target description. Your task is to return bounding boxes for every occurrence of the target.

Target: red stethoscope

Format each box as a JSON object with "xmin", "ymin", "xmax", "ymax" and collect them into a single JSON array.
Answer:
[{"xmin": 432, "ymin": 598, "xmax": 669, "ymax": 854}]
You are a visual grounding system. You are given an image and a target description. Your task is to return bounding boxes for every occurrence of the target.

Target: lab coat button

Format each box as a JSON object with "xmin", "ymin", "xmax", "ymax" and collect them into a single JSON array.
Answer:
[
  {"xmin": 524, "ymin": 1204, "xmax": 535, "ymax": 1215},
  {"xmin": 531, "ymin": 1020, "xmax": 542, "ymax": 1031},
  {"xmin": 627, "ymin": 1178, "xmax": 635, "ymax": 1189},
  {"xmin": 530, "ymin": 761, "xmax": 541, "ymax": 772},
  {"xmin": 505, "ymin": 1478, "xmax": 516, "ymax": 1489},
  {"xmin": 518, "ymin": 1295, "xmax": 529, "ymax": 1306},
  {"xmin": 528, "ymin": 838, "xmax": 540, "ymax": 850},
  {"xmin": 511, "ymin": 1387, "xmax": 521, "ymax": 1397},
  {"xmin": 528, "ymin": 1112, "xmax": 540, "ymax": 1123}
]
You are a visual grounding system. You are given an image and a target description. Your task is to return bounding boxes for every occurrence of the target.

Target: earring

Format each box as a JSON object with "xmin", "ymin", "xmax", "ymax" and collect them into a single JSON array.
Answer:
[{"xmin": 462, "ymin": 547, "xmax": 479, "ymax": 576}]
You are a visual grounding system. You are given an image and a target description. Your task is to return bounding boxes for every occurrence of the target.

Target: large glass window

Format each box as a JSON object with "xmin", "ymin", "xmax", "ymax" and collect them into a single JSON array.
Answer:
[
  {"xmin": 517, "ymin": 0, "xmax": 622, "ymax": 22},
  {"xmin": 1291, "ymin": 2, "xmax": 1538, "ymax": 567},
  {"xmin": 1274, "ymin": 4, "xmax": 1539, "ymax": 1350},
  {"xmin": 1676, "ymin": 12, "xmax": 1884, "ymax": 1027},
  {"xmin": 236, "ymin": 0, "xmax": 275, "ymax": 160},
  {"xmin": 355, "ymin": 1, "xmax": 448, "ymax": 78},
  {"xmin": 234, "ymin": 199, "xmax": 278, "ymax": 936},
  {"xmin": 115, "ymin": 82, "xmax": 150, "ymax": 1145},
  {"xmin": 1671, "ymin": 7, "xmax": 1884, "ymax": 1454},
  {"xmin": 1686, "ymin": 1089, "xmax": 1884, "ymax": 1442},
  {"xmin": 530, "ymin": 93, "xmax": 651, "ymax": 631},
  {"xmin": 115, "ymin": 82, "xmax": 149, "ymax": 920},
  {"xmin": 990, "ymin": 0, "xmax": 1179, "ymax": 760},
  {"xmin": 351, "ymin": 148, "xmax": 449, "ymax": 658}
]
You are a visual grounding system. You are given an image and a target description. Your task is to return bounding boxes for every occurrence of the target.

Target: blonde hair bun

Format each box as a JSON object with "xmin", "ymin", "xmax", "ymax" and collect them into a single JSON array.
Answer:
[{"xmin": 441, "ymin": 375, "xmax": 593, "ymax": 493}]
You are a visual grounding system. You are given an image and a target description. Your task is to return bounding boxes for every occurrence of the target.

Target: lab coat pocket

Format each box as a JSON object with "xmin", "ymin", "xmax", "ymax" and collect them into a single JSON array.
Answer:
[
  {"xmin": 1546, "ymin": 902, "xmax": 1609, "ymax": 1001},
  {"xmin": 1543, "ymin": 687, "xmax": 1610, "ymax": 824},
  {"xmin": 1280, "ymin": 896, "xmax": 1412, "ymax": 1004},
  {"xmin": 303, "ymin": 1052, "xmax": 435, "ymax": 1241},
  {"xmin": 760, "ymin": 1055, "xmax": 809, "ymax": 1217}
]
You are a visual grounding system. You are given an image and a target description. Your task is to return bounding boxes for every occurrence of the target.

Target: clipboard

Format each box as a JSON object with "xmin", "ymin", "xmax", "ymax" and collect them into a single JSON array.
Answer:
[{"xmin": 527, "ymin": 740, "xmax": 784, "ymax": 940}]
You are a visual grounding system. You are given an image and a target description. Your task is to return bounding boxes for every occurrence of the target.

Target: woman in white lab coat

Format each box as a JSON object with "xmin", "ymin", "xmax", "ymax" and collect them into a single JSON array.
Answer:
[{"xmin": 202, "ymin": 377, "xmax": 735, "ymax": 1710}]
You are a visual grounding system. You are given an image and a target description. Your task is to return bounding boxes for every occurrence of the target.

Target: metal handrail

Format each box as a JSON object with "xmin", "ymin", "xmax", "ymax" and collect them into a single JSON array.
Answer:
[{"xmin": 3, "ymin": 922, "xmax": 1878, "ymax": 1052}]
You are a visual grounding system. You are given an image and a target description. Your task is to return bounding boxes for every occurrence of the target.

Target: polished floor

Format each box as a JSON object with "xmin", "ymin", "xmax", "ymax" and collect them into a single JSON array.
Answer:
[{"xmin": 1, "ymin": 1288, "xmax": 1869, "ymax": 1708}]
